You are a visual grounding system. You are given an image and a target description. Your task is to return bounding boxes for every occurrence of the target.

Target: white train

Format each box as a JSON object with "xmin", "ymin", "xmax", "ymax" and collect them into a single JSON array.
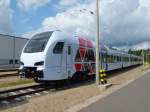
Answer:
[{"xmin": 19, "ymin": 30, "xmax": 143, "ymax": 82}]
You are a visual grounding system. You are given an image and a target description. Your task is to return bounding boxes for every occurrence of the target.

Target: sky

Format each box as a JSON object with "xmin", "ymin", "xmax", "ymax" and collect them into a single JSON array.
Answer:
[{"xmin": 0, "ymin": 0, "xmax": 150, "ymax": 50}]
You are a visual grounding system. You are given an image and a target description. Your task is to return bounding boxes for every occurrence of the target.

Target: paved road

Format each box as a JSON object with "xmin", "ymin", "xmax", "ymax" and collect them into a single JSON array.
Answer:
[{"xmin": 80, "ymin": 71, "xmax": 150, "ymax": 112}]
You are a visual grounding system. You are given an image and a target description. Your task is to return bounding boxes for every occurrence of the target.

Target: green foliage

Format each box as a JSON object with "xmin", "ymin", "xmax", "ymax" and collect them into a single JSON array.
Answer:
[
  {"xmin": 128, "ymin": 49, "xmax": 150, "ymax": 63},
  {"xmin": 0, "ymin": 79, "xmax": 34, "ymax": 89}
]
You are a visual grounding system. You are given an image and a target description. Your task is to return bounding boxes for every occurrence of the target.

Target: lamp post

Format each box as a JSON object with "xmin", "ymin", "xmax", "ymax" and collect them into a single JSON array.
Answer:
[
  {"xmin": 96, "ymin": 0, "xmax": 100, "ymax": 86},
  {"xmin": 77, "ymin": 5, "xmax": 101, "ymax": 86}
]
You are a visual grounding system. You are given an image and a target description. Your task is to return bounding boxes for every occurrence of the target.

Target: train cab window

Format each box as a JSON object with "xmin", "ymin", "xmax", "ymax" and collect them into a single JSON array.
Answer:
[
  {"xmin": 53, "ymin": 42, "xmax": 64, "ymax": 54},
  {"xmin": 68, "ymin": 46, "xmax": 71, "ymax": 55},
  {"xmin": 24, "ymin": 31, "xmax": 53, "ymax": 53}
]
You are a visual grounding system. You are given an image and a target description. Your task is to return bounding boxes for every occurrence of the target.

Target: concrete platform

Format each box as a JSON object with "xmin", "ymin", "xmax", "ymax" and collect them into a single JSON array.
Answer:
[{"xmin": 98, "ymin": 83, "xmax": 112, "ymax": 90}]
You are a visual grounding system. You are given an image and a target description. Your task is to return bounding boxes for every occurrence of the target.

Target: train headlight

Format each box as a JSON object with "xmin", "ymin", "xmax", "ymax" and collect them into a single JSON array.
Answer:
[
  {"xmin": 34, "ymin": 61, "xmax": 44, "ymax": 66},
  {"xmin": 37, "ymin": 67, "xmax": 44, "ymax": 71}
]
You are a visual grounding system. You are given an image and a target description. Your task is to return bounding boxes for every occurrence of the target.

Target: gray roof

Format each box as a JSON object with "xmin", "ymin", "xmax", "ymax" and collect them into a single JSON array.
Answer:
[{"xmin": 0, "ymin": 33, "xmax": 28, "ymax": 40}]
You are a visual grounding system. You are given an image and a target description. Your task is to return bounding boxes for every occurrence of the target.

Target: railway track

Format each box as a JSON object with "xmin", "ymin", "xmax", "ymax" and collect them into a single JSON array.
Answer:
[
  {"xmin": 0, "ymin": 73, "xmax": 18, "ymax": 78},
  {"xmin": 0, "ymin": 68, "xmax": 18, "ymax": 72},
  {"xmin": 0, "ymin": 77, "xmax": 94, "ymax": 107},
  {"xmin": 0, "ymin": 84, "xmax": 53, "ymax": 106},
  {"xmin": 0, "ymin": 69, "xmax": 18, "ymax": 79}
]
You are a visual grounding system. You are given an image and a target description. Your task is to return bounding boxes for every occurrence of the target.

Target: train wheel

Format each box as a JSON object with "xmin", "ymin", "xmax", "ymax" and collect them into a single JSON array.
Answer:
[
  {"xmin": 72, "ymin": 71, "xmax": 88, "ymax": 82},
  {"xmin": 82, "ymin": 71, "xmax": 88, "ymax": 80},
  {"xmin": 65, "ymin": 77, "xmax": 72, "ymax": 86},
  {"xmin": 55, "ymin": 80, "xmax": 65, "ymax": 88},
  {"xmin": 34, "ymin": 77, "xmax": 39, "ymax": 83}
]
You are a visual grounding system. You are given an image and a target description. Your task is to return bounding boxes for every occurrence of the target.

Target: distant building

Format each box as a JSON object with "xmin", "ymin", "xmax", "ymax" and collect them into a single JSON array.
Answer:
[{"xmin": 0, "ymin": 34, "xmax": 28, "ymax": 68}]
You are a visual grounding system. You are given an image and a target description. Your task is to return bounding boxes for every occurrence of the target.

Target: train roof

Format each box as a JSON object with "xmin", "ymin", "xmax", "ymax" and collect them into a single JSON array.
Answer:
[{"xmin": 32, "ymin": 30, "xmax": 142, "ymax": 58}]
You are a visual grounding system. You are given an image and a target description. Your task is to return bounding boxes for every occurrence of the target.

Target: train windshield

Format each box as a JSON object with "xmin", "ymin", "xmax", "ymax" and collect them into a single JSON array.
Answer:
[{"xmin": 24, "ymin": 31, "xmax": 53, "ymax": 53}]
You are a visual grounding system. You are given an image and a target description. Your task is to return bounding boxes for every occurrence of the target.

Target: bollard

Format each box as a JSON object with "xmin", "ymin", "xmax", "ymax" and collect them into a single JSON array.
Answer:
[
  {"xmin": 103, "ymin": 70, "xmax": 107, "ymax": 84},
  {"xmin": 99, "ymin": 69, "xmax": 107, "ymax": 85}
]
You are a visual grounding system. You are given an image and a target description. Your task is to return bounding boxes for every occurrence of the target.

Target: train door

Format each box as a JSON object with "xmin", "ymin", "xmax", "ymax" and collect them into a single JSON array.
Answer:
[
  {"xmin": 53, "ymin": 42, "xmax": 65, "ymax": 74},
  {"xmin": 66, "ymin": 45, "xmax": 72, "ymax": 77},
  {"xmin": 101, "ymin": 52, "xmax": 107, "ymax": 70}
]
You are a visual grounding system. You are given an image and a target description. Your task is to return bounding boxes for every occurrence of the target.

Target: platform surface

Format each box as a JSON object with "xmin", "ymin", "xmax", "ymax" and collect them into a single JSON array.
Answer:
[{"xmin": 80, "ymin": 71, "xmax": 150, "ymax": 112}]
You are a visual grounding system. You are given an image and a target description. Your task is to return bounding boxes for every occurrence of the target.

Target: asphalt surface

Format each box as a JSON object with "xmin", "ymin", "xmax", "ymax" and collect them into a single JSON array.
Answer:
[{"xmin": 79, "ymin": 71, "xmax": 150, "ymax": 112}]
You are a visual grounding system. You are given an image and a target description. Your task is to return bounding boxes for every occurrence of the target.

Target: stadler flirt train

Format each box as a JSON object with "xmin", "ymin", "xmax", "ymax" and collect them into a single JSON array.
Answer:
[{"xmin": 19, "ymin": 30, "xmax": 143, "ymax": 82}]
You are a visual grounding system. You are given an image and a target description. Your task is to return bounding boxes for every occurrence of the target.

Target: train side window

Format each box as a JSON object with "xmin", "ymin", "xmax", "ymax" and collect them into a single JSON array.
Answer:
[
  {"xmin": 53, "ymin": 42, "xmax": 64, "ymax": 54},
  {"xmin": 88, "ymin": 49, "xmax": 95, "ymax": 61},
  {"xmin": 117, "ymin": 56, "xmax": 120, "ymax": 62},
  {"xmin": 15, "ymin": 60, "xmax": 19, "ymax": 64},
  {"xmin": 75, "ymin": 49, "xmax": 81, "ymax": 62},
  {"xmin": 103, "ymin": 53, "xmax": 107, "ymax": 63},
  {"xmin": 101, "ymin": 53, "xmax": 104, "ymax": 63},
  {"xmin": 107, "ymin": 55, "xmax": 111, "ymax": 63},
  {"xmin": 111, "ymin": 55, "xmax": 114, "ymax": 63},
  {"xmin": 127, "ymin": 57, "xmax": 129, "ymax": 62},
  {"xmin": 68, "ymin": 46, "xmax": 71, "ymax": 55},
  {"xmin": 114, "ymin": 56, "xmax": 117, "ymax": 63},
  {"xmin": 9, "ymin": 60, "xmax": 13, "ymax": 64},
  {"xmin": 104, "ymin": 53, "xmax": 107, "ymax": 63},
  {"xmin": 124, "ymin": 57, "xmax": 126, "ymax": 62}
]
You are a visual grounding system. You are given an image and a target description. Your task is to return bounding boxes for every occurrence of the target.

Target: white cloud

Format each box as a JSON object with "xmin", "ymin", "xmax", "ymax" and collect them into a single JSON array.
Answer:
[
  {"xmin": 23, "ymin": 0, "xmax": 150, "ymax": 49},
  {"xmin": 0, "ymin": 0, "xmax": 13, "ymax": 34},
  {"xmin": 59, "ymin": 0, "xmax": 79, "ymax": 6},
  {"xmin": 132, "ymin": 42, "xmax": 150, "ymax": 50},
  {"xmin": 17, "ymin": 0, "xmax": 51, "ymax": 11},
  {"xmin": 117, "ymin": 41, "xmax": 150, "ymax": 50},
  {"xmin": 100, "ymin": 0, "xmax": 150, "ymax": 47}
]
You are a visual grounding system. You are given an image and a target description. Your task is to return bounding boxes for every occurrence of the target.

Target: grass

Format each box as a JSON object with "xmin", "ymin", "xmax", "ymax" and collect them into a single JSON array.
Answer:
[
  {"xmin": 0, "ymin": 79, "xmax": 34, "ymax": 89},
  {"xmin": 141, "ymin": 63, "xmax": 150, "ymax": 71}
]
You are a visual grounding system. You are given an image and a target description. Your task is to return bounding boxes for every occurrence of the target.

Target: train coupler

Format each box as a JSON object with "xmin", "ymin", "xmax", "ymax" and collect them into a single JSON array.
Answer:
[{"xmin": 18, "ymin": 67, "xmax": 43, "ymax": 79}]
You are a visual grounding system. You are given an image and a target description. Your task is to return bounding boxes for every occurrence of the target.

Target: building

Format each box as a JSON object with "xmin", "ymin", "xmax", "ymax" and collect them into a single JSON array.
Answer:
[{"xmin": 0, "ymin": 34, "xmax": 28, "ymax": 68}]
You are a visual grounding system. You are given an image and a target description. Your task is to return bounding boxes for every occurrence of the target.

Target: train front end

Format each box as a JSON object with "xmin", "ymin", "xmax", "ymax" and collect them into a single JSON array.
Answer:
[{"xmin": 19, "ymin": 31, "xmax": 52, "ymax": 81}]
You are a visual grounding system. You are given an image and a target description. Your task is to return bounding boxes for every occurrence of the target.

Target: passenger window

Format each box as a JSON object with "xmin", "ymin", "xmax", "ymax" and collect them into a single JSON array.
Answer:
[
  {"xmin": 107, "ymin": 55, "xmax": 111, "ymax": 63},
  {"xmin": 102, "ymin": 53, "xmax": 107, "ymax": 63},
  {"xmin": 117, "ymin": 56, "xmax": 120, "ymax": 62},
  {"xmin": 87, "ymin": 49, "xmax": 95, "ymax": 61},
  {"xmin": 75, "ymin": 49, "xmax": 81, "ymax": 62},
  {"xmin": 103, "ymin": 53, "xmax": 107, "ymax": 63},
  {"xmin": 68, "ymin": 46, "xmax": 71, "ymax": 55},
  {"xmin": 15, "ymin": 60, "xmax": 19, "ymax": 64},
  {"xmin": 53, "ymin": 42, "xmax": 64, "ymax": 54},
  {"xmin": 9, "ymin": 60, "xmax": 13, "ymax": 64},
  {"xmin": 114, "ymin": 56, "xmax": 117, "ymax": 63}
]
